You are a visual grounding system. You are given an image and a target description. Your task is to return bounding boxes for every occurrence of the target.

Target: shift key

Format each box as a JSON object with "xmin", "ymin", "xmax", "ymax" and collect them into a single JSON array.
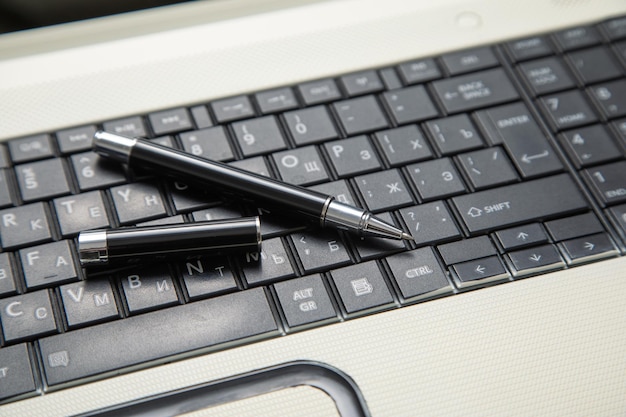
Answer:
[
  {"xmin": 39, "ymin": 288, "xmax": 278, "ymax": 385},
  {"xmin": 452, "ymin": 174, "xmax": 588, "ymax": 234}
]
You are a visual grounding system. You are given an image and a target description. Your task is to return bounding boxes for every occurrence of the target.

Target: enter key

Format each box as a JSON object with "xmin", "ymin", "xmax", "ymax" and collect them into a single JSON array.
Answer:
[{"xmin": 477, "ymin": 102, "xmax": 563, "ymax": 178}]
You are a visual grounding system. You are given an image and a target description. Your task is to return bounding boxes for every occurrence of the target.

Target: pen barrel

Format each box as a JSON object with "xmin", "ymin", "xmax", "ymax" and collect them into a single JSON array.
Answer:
[
  {"xmin": 79, "ymin": 218, "xmax": 261, "ymax": 266},
  {"xmin": 130, "ymin": 139, "xmax": 330, "ymax": 219}
]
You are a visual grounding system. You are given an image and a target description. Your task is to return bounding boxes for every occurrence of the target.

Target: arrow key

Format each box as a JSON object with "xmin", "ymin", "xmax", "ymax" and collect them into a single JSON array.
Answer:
[
  {"xmin": 493, "ymin": 223, "xmax": 549, "ymax": 251},
  {"xmin": 450, "ymin": 255, "xmax": 509, "ymax": 289},
  {"xmin": 559, "ymin": 233, "xmax": 618, "ymax": 265},
  {"xmin": 506, "ymin": 244, "xmax": 564, "ymax": 277}
]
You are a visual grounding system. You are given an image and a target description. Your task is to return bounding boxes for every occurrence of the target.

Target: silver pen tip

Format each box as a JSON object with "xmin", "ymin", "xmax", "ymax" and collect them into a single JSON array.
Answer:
[{"xmin": 362, "ymin": 215, "xmax": 410, "ymax": 240}]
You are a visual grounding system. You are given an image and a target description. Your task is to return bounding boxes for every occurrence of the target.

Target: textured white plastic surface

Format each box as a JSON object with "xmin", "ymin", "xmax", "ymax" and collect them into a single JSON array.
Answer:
[{"xmin": 1, "ymin": 0, "xmax": 626, "ymax": 416}]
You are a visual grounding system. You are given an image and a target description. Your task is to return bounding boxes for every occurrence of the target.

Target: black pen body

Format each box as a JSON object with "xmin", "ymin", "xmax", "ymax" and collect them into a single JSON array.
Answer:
[
  {"xmin": 130, "ymin": 139, "xmax": 330, "ymax": 221},
  {"xmin": 78, "ymin": 218, "xmax": 261, "ymax": 266}
]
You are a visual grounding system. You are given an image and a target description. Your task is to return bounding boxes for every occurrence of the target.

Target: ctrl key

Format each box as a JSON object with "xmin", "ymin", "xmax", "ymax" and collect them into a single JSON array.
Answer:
[
  {"xmin": 0, "ymin": 344, "xmax": 38, "ymax": 402},
  {"xmin": 386, "ymin": 247, "xmax": 453, "ymax": 302}
]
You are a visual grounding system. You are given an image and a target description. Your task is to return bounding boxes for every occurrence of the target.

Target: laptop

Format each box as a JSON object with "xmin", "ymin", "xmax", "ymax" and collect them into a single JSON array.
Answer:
[{"xmin": 1, "ymin": 0, "xmax": 625, "ymax": 415}]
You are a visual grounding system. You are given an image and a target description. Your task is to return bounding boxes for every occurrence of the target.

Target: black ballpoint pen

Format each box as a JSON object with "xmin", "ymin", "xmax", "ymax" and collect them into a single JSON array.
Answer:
[
  {"xmin": 93, "ymin": 131, "xmax": 413, "ymax": 241},
  {"xmin": 78, "ymin": 217, "xmax": 261, "ymax": 266}
]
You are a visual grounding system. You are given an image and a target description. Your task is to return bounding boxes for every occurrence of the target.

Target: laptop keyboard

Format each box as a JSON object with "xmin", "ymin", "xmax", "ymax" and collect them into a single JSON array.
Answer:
[{"xmin": 1, "ymin": 15, "xmax": 626, "ymax": 403}]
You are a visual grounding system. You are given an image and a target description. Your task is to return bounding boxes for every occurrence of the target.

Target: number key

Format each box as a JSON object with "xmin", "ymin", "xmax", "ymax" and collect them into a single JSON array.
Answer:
[
  {"xmin": 71, "ymin": 151, "xmax": 127, "ymax": 191},
  {"xmin": 232, "ymin": 116, "xmax": 287, "ymax": 157},
  {"xmin": 539, "ymin": 90, "xmax": 598, "ymax": 131}
]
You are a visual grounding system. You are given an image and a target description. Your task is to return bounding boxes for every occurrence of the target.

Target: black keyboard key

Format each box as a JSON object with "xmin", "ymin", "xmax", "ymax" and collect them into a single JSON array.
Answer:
[
  {"xmin": 451, "ymin": 256, "xmax": 509, "ymax": 288},
  {"xmin": 56, "ymin": 125, "xmax": 97, "ymax": 154},
  {"xmin": 382, "ymin": 86, "xmax": 438, "ymax": 125},
  {"xmin": 179, "ymin": 257, "xmax": 238, "ymax": 300},
  {"xmin": 614, "ymin": 40, "xmax": 626, "ymax": 66},
  {"xmin": 149, "ymin": 135, "xmax": 176, "ymax": 147},
  {"xmin": 0, "ymin": 290, "xmax": 57, "ymax": 342},
  {"xmin": 59, "ymin": 280, "xmax": 119, "ymax": 328},
  {"xmin": 385, "ymin": 247, "xmax": 452, "ymax": 302},
  {"xmin": 53, "ymin": 191, "xmax": 111, "ymax": 237},
  {"xmin": 432, "ymin": 68, "xmax": 519, "ymax": 114},
  {"xmin": 284, "ymin": 106, "xmax": 339, "ymax": 146},
  {"xmin": 518, "ymin": 57, "xmax": 576, "ymax": 96},
  {"xmin": 189, "ymin": 105, "xmax": 213, "ymax": 129},
  {"xmin": 273, "ymin": 275, "xmax": 337, "ymax": 330},
  {"xmin": 15, "ymin": 158, "xmax": 71, "ymax": 202},
  {"xmin": 333, "ymin": 96, "xmax": 388, "ymax": 135},
  {"xmin": 559, "ymin": 233, "xmax": 618, "ymax": 265},
  {"xmin": 505, "ymin": 36, "xmax": 553, "ymax": 62},
  {"xmin": 138, "ymin": 215, "xmax": 185, "ymax": 227},
  {"xmin": 437, "ymin": 236, "xmax": 497, "ymax": 266},
  {"xmin": 441, "ymin": 46, "xmax": 499, "ymax": 75},
  {"xmin": 398, "ymin": 58, "xmax": 441, "ymax": 84},
  {"xmin": 71, "ymin": 151, "xmax": 127, "ymax": 191},
  {"xmin": 0, "ymin": 169, "xmax": 13, "ymax": 208},
  {"xmin": 506, "ymin": 244, "xmax": 564, "ymax": 277},
  {"xmin": 179, "ymin": 127, "xmax": 234, "ymax": 162},
  {"xmin": 19, "ymin": 240, "xmax": 79, "ymax": 289},
  {"xmin": 119, "ymin": 266, "xmax": 179, "ymax": 314},
  {"xmin": 0, "ymin": 144, "xmax": 10, "ymax": 168},
  {"xmin": 298, "ymin": 78, "xmax": 342, "ymax": 105},
  {"xmin": 355, "ymin": 169, "xmax": 414, "ymax": 212},
  {"xmin": 452, "ymin": 174, "xmax": 588, "ymax": 234},
  {"xmin": 539, "ymin": 90, "xmax": 598, "ymax": 131},
  {"xmin": 608, "ymin": 203, "xmax": 626, "ymax": 241},
  {"xmin": 8, "ymin": 134, "xmax": 54, "ymax": 163},
  {"xmin": 354, "ymin": 212, "xmax": 406, "ymax": 261},
  {"xmin": 0, "ymin": 344, "xmax": 37, "ymax": 402},
  {"xmin": 553, "ymin": 26, "xmax": 601, "ymax": 51},
  {"xmin": 148, "ymin": 108, "xmax": 193, "ymax": 136},
  {"xmin": 240, "ymin": 237, "xmax": 295, "ymax": 285},
  {"xmin": 559, "ymin": 125, "xmax": 621, "ymax": 168},
  {"xmin": 601, "ymin": 16, "xmax": 626, "ymax": 41},
  {"xmin": 210, "ymin": 95, "xmax": 255, "ymax": 123},
  {"xmin": 191, "ymin": 205, "xmax": 242, "ymax": 222},
  {"xmin": 494, "ymin": 223, "xmax": 549, "ymax": 251},
  {"xmin": 457, "ymin": 147, "xmax": 518, "ymax": 190},
  {"xmin": 103, "ymin": 116, "xmax": 147, "ymax": 138},
  {"xmin": 425, "ymin": 114, "xmax": 484, "ymax": 156},
  {"xmin": 475, "ymin": 102, "xmax": 563, "ymax": 178},
  {"xmin": 379, "ymin": 67, "xmax": 403, "ymax": 90},
  {"xmin": 406, "ymin": 158, "xmax": 466, "ymax": 201},
  {"xmin": 324, "ymin": 136, "xmax": 381, "ymax": 178},
  {"xmin": 0, "ymin": 202, "xmax": 53, "ymax": 250},
  {"xmin": 255, "ymin": 87, "xmax": 299, "ymax": 114},
  {"xmin": 568, "ymin": 47, "xmax": 622, "ymax": 85},
  {"xmin": 291, "ymin": 230, "xmax": 351, "ymax": 274},
  {"xmin": 273, "ymin": 146, "xmax": 329, "ymax": 186},
  {"xmin": 0, "ymin": 252, "xmax": 17, "ymax": 296},
  {"xmin": 232, "ymin": 116, "xmax": 287, "ymax": 157},
  {"xmin": 308, "ymin": 180, "xmax": 356, "ymax": 207},
  {"xmin": 399, "ymin": 202, "xmax": 461, "ymax": 245},
  {"xmin": 374, "ymin": 126, "xmax": 433, "ymax": 167},
  {"xmin": 110, "ymin": 182, "xmax": 167, "ymax": 225},
  {"xmin": 39, "ymin": 288, "xmax": 278, "ymax": 385},
  {"xmin": 582, "ymin": 161, "xmax": 626, "ymax": 206},
  {"xmin": 588, "ymin": 80, "xmax": 626, "ymax": 120},
  {"xmin": 330, "ymin": 261, "xmax": 394, "ymax": 317},
  {"xmin": 229, "ymin": 156, "xmax": 271, "ymax": 177},
  {"xmin": 340, "ymin": 70, "xmax": 384, "ymax": 96},
  {"xmin": 168, "ymin": 180, "xmax": 222, "ymax": 214}
]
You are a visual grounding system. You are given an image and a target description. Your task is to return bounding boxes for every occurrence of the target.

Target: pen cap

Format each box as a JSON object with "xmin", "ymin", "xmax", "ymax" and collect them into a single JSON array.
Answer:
[{"xmin": 79, "ymin": 217, "xmax": 261, "ymax": 266}]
